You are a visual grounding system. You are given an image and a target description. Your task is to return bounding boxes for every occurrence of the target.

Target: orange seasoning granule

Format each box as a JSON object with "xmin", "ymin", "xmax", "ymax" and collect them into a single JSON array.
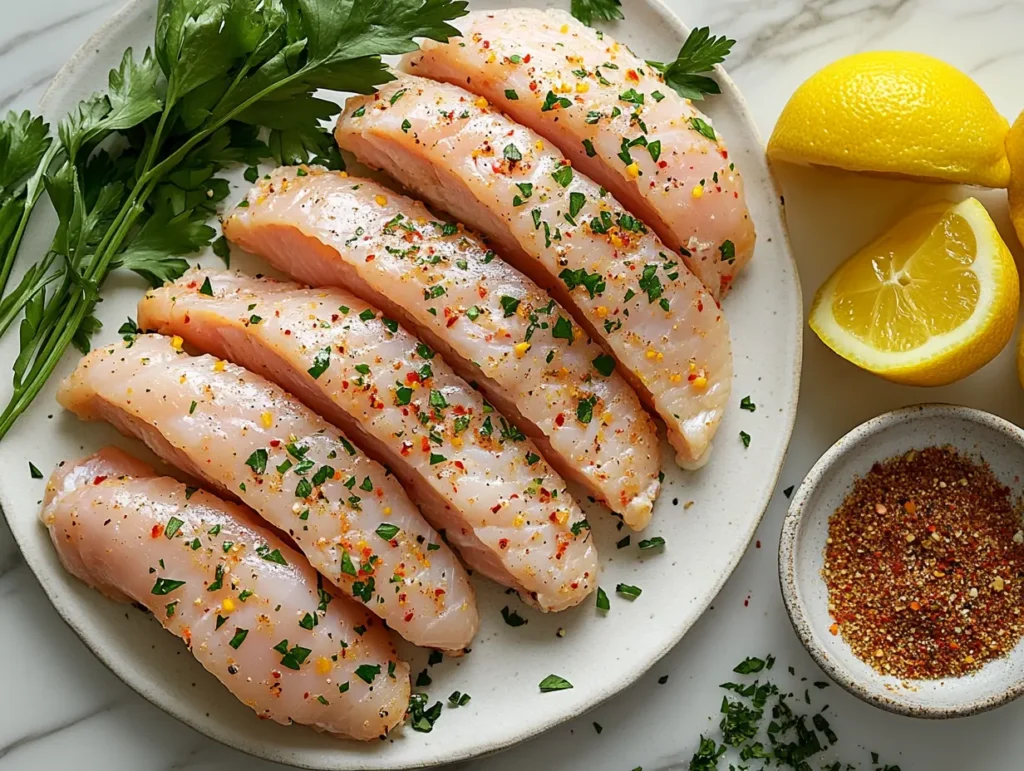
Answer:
[{"xmin": 823, "ymin": 446, "xmax": 1024, "ymax": 680}]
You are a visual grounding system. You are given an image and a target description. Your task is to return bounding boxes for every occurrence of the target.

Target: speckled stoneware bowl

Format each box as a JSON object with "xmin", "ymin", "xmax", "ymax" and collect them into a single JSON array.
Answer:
[{"xmin": 780, "ymin": 404, "xmax": 1024, "ymax": 718}]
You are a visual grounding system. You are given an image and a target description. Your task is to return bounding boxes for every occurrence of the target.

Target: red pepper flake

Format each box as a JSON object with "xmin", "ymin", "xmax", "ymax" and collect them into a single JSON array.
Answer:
[
  {"xmin": 93, "ymin": 475, "xmax": 108, "ymax": 485},
  {"xmin": 554, "ymin": 413, "xmax": 565, "ymax": 427},
  {"xmin": 269, "ymin": 439, "xmax": 281, "ymax": 447},
  {"xmin": 499, "ymin": 538, "xmax": 509, "ymax": 549},
  {"xmin": 151, "ymin": 523, "xmax": 164, "ymax": 538}
]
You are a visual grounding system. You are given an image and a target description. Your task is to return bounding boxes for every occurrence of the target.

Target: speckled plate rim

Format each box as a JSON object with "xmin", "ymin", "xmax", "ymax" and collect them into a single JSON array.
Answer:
[
  {"xmin": 2, "ymin": 0, "xmax": 803, "ymax": 767},
  {"xmin": 779, "ymin": 403, "xmax": 1024, "ymax": 719}
]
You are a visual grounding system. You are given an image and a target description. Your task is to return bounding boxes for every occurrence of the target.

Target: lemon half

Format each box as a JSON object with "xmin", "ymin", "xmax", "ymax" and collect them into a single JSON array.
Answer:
[
  {"xmin": 1008, "ymin": 110, "xmax": 1024, "ymax": 248},
  {"xmin": 810, "ymin": 198, "xmax": 1018, "ymax": 386},
  {"xmin": 769, "ymin": 52, "xmax": 1010, "ymax": 188}
]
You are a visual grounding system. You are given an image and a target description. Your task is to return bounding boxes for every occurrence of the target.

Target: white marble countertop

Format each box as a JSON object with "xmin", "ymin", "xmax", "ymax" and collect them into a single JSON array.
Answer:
[{"xmin": 3, "ymin": 1, "xmax": 1024, "ymax": 769}]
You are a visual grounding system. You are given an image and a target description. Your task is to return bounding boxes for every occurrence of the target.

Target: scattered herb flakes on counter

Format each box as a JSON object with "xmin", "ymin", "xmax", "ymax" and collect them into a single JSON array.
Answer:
[
  {"xmin": 686, "ymin": 656, "xmax": 902, "ymax": 770},
  {"xmin": 824, "ymin": 445, "xmax": 1024, "ymax": 679}
]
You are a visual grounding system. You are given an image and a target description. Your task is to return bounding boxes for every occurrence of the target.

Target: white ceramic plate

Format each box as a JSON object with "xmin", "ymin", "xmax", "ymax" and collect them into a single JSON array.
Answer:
[{"xmin": 0, "ymin": 1, "xmax": 801, "ymax": 768}]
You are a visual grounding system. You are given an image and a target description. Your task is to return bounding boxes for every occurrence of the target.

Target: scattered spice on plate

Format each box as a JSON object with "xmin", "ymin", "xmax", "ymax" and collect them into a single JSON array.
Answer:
[{"xmin": 823, "ymin": 446, "xmax": 1024, "ymax": 680}]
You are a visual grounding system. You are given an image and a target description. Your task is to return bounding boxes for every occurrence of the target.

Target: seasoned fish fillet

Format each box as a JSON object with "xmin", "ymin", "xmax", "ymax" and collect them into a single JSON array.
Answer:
[
  {"xmin": 222, "ymin": 167, "xmax": 660, "ymax": 528},
  {"xmin": 56, "ymin": 335, "xmax": 477, "ymax": 651},
  {"xmin": 139, "ymin": 270, "xmax": 598, "ymax": 610},
  {"xmin": 335, "ymin": 74, "xmax": 732, "ymax": 466},
  {"xmin": 42, "ymin": 447, "xmax": 408, "ymax": 740},
  {"xmin": 404, "ymin": 8, "xmax": 755, "ymax": 298}
]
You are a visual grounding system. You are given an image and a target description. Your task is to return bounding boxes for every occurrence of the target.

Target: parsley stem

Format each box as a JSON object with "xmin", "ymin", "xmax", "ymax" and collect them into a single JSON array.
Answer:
[
  {"xmin": 0, "ymin": 141, "xmax": 59, "ymax": 298},
  {"xmin": 0, "ymin": 295, "xmax": 88, "ymax": 437},
  {"xmin": 0, "ymin": 259, "xmax": 60, "ymax": 337}
]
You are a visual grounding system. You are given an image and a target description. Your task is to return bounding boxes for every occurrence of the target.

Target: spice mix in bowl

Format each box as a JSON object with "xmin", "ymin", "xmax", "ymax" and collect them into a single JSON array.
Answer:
[{"xmin": 780, "ymin": 404, "xmax": 1024, "ymax": 718}]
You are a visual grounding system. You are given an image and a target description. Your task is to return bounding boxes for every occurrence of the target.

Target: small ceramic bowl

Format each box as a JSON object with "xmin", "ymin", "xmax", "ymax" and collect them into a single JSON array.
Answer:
[{"xmin": 780, "ymin": 403, "xmax": 1024, "ymax": 718}]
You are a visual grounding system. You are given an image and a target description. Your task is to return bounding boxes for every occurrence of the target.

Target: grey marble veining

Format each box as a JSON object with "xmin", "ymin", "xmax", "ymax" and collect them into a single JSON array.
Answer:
[{"xmin": 1, "ymin": 1, "xmax": 1023, "ymax": 769}]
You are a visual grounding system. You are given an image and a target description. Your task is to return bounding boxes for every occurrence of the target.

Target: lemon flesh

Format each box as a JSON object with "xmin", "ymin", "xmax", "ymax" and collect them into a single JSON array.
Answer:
[
  {"xmin": 810, "ymin": 198, "xmax": 1018, "ymax": 386},
  {"xmin": 769, "ymin": 52, "xmax": 1010, "ymax": 188}
]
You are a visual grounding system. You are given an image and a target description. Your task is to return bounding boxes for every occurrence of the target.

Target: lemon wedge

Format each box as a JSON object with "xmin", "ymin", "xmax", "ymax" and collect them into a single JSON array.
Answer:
[
  {"xmin": 809, "ymin": 198, "xmax": 1018, "ymax": 386},
  {"xmin": 1008, "ymin": 110, "xmax": 1024, "ymax": 248},
  {"xmin": 1005, "ymin": 111, "xmax": 1024, "ymax": 390},
  {"xmin": 769, "ymin": 52, "xmax": 1010, "ymax": 188}
]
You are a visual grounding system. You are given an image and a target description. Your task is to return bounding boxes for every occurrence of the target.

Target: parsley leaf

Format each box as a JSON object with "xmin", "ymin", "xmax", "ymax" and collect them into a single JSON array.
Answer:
[
  {"xmin": 570, "ymin": 0, "xmax": 624, "ymax": 26},
  {"xmin": 647, "ymin": 27, "xmax": 735, "ymax": 100}
]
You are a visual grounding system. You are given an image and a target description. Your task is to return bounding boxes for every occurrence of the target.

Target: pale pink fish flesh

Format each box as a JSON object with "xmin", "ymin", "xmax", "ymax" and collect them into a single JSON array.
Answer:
[
  {"xmin": 139, "ymin": 269, "xmax": 598, "ymax": 611},
  {"xmin": 335, "ymin": 74, "xmax": 732, "ymax": 466},
  {"xmin": 57, "ymin": 334, "xmax": 478, "ymax": 651},
  {"xmin": 41, "ymin": 447, "xmax": 409, "ymax": 740},
  {"xmin": 403, "ymin": 8, "xmax": 755, "ymax": 299},
  {"xmin": 222, "ymin": 167, "xmax": 660, "ymax": 528}
]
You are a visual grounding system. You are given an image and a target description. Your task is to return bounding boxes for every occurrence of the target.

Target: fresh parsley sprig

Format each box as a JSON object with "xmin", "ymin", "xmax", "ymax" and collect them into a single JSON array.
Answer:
[
  {"xmin": 0, "ymin": 0, "xmax": 468, "ymax": 441},
  {"xmin": 570, "ymin": 0, "xmax": 623, "ymax": 27},
  {"xmin": 647, "ymin": 26, "xmax": 735, "ymax": 100}
]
